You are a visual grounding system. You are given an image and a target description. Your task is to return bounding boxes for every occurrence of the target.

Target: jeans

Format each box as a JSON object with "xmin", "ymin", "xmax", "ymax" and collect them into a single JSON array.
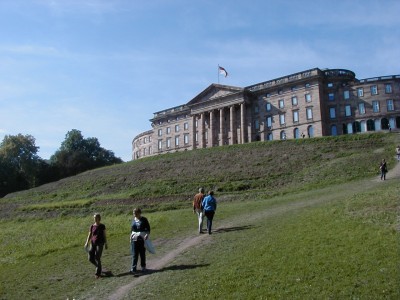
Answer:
[
  {"xmin": 195, "ymin": 209, "xmax": 204, "ymax": 233},
  {"xmin": 131, "ymin": 238, "xmax": 146, "ymax": 271},
  {"xmin": 88, "ymin": 243, "xmax": 104, "ymax": 276},
  {"xmin": 204, "ymin": 210, "xmax": 215, "ymax": 234}
]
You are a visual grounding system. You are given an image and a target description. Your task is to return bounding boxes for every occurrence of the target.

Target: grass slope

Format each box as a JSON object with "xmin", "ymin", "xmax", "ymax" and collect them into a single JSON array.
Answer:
[{"xmin": 0, "ymin": 133, "xmax": 399, "ymax": 299}]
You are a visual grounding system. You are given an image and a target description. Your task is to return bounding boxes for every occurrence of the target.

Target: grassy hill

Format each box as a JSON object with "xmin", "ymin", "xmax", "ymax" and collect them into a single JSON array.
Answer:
[
  {"xmin": 1, "ymin": 133, "xmax": 396, "ymax": 217},
  {"xmin": 0, "ymin": 132, "xmax": 399, "ymax": 299}
]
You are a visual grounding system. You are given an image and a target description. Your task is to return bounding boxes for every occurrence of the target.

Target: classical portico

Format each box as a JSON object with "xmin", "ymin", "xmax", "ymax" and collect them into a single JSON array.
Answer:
[{"xmin": 186, "ymin": 83, "xmax": 250, "ymax": 150}]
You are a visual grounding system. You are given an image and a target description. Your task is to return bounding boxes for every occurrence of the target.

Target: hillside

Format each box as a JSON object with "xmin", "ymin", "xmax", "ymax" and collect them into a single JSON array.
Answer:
[{"xmin": 1, "ymin": 132, "xmax": 397, "ymax": 218}]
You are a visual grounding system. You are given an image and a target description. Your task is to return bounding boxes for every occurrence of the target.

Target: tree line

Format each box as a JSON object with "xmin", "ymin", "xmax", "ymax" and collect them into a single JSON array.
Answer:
[{"xmin": 0, "ymin": 129, "xmax": 123, "ymax": 197}]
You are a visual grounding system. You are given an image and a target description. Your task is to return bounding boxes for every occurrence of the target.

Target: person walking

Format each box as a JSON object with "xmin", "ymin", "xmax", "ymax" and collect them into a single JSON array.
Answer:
[
  {"xmin": 84, "ymin": 213, "xmax": 107, "ymax": 279},
  {"xmin": 396, "ymin": 145, "xmax": 400, "ymax": 162},
  {"xmin": 193, "ymin": 187, "xmax": 205, "ymax": 234},
  {"xmin": 379, "ymin": 159, "xmax": 388, "ymax": 180},
  {"xmin": 130, "ymin": 208, "xmax": 151, "ymax": 274},
  {"xmin": 202, "ymin": 190, "xmax": 217, "ymax": 235}
]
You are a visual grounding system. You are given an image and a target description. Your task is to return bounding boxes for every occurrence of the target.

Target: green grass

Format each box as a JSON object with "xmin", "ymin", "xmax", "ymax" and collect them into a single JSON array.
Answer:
[{"xmin": 0, "ymin": 132, "xmax": 399, "ymax": 299}]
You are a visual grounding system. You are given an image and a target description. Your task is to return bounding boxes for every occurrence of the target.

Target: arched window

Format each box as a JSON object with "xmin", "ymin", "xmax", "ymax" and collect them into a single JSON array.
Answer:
[
  {"xmin": 280, "ymin": 131, "xmax": 286, "ymax": 140},
  {"xmin": 331, "ymin": 125, "xmax": 337, "ymax": 136},
  {"xmin": 307, "ymin": 125, "xmax": 314, "ymax": 138},
  {"xmin": 367, "ymin": 119, "xmax": 375, "ymax": 131},
  {"xmin": 293, "ymin": 128, "xmax": 300, "ymax": 139},
  {"xmin": 381, "ymin": 118, "xmax": 389, "ymax": 130}
]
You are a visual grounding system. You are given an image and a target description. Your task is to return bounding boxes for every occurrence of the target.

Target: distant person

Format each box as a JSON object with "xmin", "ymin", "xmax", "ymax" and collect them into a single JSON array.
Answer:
[
  {"xmin": 202, "ymin": 190, "xmax": 217, "ymax": 235},
  {"xmin": 396, "ymin": 145, "xmax": 400, "ymax": 162},
  {"xmin": 84, "ymin": 213, "xmax": 108, "ymax": 279},
  {"xmin": 130, "ymin": 208, "xmax": 151, "ymax": 273},
  {"xmin": 193, "ymin": 187, "xmax": 205, "ymax": 234},
  {"xmin": 379, "ymin": 159, "xmax": 388, "ymax": 180}
]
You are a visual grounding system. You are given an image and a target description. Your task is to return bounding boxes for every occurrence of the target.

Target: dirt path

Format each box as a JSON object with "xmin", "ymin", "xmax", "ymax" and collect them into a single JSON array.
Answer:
[{"xmin": 102, "ymin": 145, "xmax": 400, "ymax": 300}]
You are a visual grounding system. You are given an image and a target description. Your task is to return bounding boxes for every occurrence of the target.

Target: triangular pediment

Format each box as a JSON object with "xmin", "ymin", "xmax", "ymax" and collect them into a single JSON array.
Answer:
[{"xmin": 187, "ymin": 84, "xmax": 243, "ymax": 106}]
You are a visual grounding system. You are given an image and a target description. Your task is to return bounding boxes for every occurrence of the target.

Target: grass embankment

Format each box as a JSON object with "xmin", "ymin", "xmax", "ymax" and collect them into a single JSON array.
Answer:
[{"xmin": 0, "ymin": 133, "xmax": 399, "ymax": 299}]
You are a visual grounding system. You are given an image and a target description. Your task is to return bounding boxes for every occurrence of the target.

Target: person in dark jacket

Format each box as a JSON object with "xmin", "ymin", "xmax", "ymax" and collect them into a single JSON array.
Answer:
[
  {"xmin": 379, "ymin": 159, "xmax": 388, "ymax": 180},
  {"xmin": 130, "ymin": 208, "xmax": 151, "ymax": 273},
  {"xmin": 202, "ymin": 190, "xmax": 217, "ymax": 235}
]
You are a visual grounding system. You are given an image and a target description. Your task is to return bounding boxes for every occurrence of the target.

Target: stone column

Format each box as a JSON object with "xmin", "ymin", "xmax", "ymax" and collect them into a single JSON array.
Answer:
[
  {"xmin": 192, "ymin": 115, "xmax": 197, "ymax": 149},
  {"xmin": 230, "ymin": 105, "xmax": 236, "ymax": 145},
  {"xmin": 219, "ymin": 108, "xmax": 224, "ymax": 146},
  {"xmin": 200, "ymin": 112, "xmax": 205, "ymax": 148},
  {"xmin": 240, "ymin": 103, "xmax": 246, "ymax": 144},
  {"xmin": 209, "ymin": 110, "xmax": 214, "ymax": 147}
]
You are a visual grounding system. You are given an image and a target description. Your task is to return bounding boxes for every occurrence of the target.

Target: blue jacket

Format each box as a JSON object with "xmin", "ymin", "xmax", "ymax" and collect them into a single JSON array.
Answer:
[{"xmin": 202, "ymin": 195, "xmax": 217, "ymax": 211}]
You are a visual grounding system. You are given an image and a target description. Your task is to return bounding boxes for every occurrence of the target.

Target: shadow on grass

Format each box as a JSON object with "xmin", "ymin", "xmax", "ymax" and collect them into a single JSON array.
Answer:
[
  {"xmin": 115, "ymin": 264, "xmax": 209, "ymax": 277},
  {"xmin": 213, "ymin": 224, "xmax": 256, "ymax": 233}
]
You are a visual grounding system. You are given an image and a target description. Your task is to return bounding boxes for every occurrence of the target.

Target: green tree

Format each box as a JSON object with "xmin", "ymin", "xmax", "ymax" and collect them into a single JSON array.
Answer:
[
  {"xmin": 0, "ymin": 134, "xmax": 41, "ymax": 196},
  {"xmin": 50, "ymin": 129, "xmax": 122, "ymax": 177}
]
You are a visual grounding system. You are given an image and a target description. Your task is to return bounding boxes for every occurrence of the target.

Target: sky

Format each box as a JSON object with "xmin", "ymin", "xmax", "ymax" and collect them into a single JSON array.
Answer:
[{"xmin": 0, "ymin": 0, "xmax": 399, "ymax": 162}]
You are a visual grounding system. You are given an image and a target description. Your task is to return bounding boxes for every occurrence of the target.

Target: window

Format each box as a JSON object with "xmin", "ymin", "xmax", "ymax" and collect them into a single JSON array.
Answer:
[
  {"xmin": 158, "ymin": 129, "xmax": 162, "ymax": 136},
  {"xmin": 266, "ymin": 93, "xmax": 271, "ymax": 98},
  {"xmin": 357, "ymin": 88, "xmax": 364, "ymax": 97},
  {"xmin": 254, "ymin": 106, "xmax": 259, "ymax": 113},
  {"xmin": 279, "ymin": 99, "xmax": 285, "ymax": 108},
  {"xmin": 327, "ymin": 83, "xmax": 333, "ymax": 88},
  {"xmin": 305, "ymin": 93, "xmax": 312, "ymax": 102},
  {"xmin": 255, "ymin": 119, "xmax": 260, "ymax": 130},
  {"xmin": 344, "ymin": 90, "xmax": 350, "ymax": 100},
  {"xmin": 329, "ymin": 107, "xmax": 336, "ymax": 119},
  {"xmin": 144, "ymin": 137, "xmax": 147, "ymax": 143},
  {"xmin": 345, "ymin": 105, "xmax": 351, "ymax": 117},
  {"xmin": 292, "ymin": 96, "xmax": 298, "ymax": 106},
  {"xmin": 372, "ymin": 100, "xmax": 380, "ymax": 112},
  {"xmin": 306, "ymin": 107, "xmax": 313, "ymax": 120},
  {"xmin": 305, "ymin": 83, "xmax": 311, "ymax": 88},
  {"xmin": 266, "ymin": 102, "xmax": 271, "ymax": 111},
  {"xmin": 358, "ymin": 103, "xmax": 366, "ymax": 114},
  {"xmin": 184, "ymin": 133, "xmax": 189, "ymax": 144},
  {"xmin": 370, "ymin": 85, "xmax": 378, "ymax": 95},
  {"xmin": 385, "ymin": 84, "xmax": 392, "ymax": 94},
  {"xmin": 166, "ymin": 127, "xmax": 171, "ymax": 134},
  {"xmin": 387, "ymin": 99, "xmax": 394, "ymax": 111},
  {"xmin": 278, "ymin": 89, "xmax": 283, "ymax": 95},
  {"xmin": 175, "ymin": 124, "xmax": 179, "ymax": 132},
  {"xmin": 175, "ymin": 136, "xmax": 179, "ymax": 146},
  {"xmin": 158, "ymin": 139, "xmax": 162, "ymax": 150},
  {"xmin": 195, "ymin": 119, "xmax": 198, "ymax": 128},
  {"xmin": 266, "ymin": 116, "xmax": 272, "ymax": 128},
  {"xmin": 184, "ymin": 122, "xmax": 189, "ymax": 130},
  {"xmin": 166, "ymin": 137, "xmax": 171, "ymax": 148},
  {"xmin": 279, "ymin": 114, "xmax": 285, "ymax": 125},
  {"xmin": 293, "ymin": 110, "xmax": 299, "ymax": 122},
  {"xmin": 328, "ymin": 93, "xmax": 335, "ymax": 101}
]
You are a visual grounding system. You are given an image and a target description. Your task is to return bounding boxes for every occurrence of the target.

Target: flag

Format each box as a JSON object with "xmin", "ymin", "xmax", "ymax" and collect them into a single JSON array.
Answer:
[{"xmin": 218, "ymin": 66, "xmax": 228, "ymax": 77}]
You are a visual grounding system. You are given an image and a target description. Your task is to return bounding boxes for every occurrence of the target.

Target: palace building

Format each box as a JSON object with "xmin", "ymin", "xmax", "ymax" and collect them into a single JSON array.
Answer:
[{"xmin": 132, "ymin": 68, "xmax": 400, "ymax": 160}]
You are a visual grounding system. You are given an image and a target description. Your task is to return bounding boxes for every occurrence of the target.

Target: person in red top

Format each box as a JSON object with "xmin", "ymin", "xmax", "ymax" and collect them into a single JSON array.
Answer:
[
  {"xmin": 85, "ymin": 213, "xmax": 107, "ymax": 278},
  {"xmin": 193, "ymin": 187, "xmax": 205, "ymax": 234}
]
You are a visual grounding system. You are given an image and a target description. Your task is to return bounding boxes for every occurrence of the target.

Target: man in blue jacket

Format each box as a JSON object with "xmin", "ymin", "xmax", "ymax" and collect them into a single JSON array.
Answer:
[{"xmin": 202, "ymin": 190, "xmax": 217, "ymax": 235}]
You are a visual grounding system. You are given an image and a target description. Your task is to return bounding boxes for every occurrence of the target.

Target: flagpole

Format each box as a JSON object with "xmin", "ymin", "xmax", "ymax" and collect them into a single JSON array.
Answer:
[{"xmin": 217, "ymin": 64, "xmax": 220, "ymax": 84}]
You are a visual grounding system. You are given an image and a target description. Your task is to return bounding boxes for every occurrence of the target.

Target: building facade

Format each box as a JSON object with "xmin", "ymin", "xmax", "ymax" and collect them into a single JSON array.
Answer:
[{"xmin": 132, "ymin": 68, "xmax": 400, "ymax": 160}]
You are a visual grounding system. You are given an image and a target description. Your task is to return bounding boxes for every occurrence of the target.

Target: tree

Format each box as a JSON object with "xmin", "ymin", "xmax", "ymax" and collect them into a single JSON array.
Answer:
[
  {"xmin": 0, "ymin": 134, "xmax": 42, "ymax": 196},
  {"xmin": 50, "ymin": 129, "xmax": 122, "ymax": 177}
]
